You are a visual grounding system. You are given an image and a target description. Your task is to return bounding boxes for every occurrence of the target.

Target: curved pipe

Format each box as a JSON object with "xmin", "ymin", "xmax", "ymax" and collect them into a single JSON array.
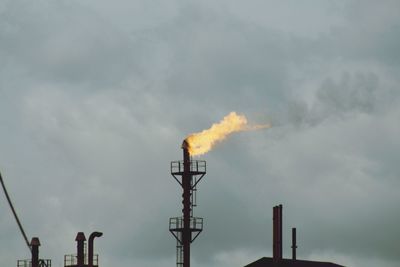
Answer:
[{"xmin": 88, "ymin": 231, "xmax": 103, "ymax": 267}]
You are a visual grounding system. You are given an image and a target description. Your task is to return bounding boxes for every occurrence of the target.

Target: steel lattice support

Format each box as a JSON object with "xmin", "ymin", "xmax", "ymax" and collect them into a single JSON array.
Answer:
[{"xmin": 169, "ymin": 141, "xmax": 206, "ymax": 267}]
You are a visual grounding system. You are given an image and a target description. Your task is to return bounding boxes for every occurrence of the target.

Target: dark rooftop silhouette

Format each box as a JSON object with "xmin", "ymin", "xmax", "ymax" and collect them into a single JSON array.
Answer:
[{"xmin": 245, "ymin": 257, "xmax": 345, "ymax": 267}]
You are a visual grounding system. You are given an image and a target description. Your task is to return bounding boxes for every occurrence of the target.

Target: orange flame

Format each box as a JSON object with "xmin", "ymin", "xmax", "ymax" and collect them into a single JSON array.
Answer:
[{"xmin": 185, "ymin": 112, "xmax": 270, "ymax": 156}]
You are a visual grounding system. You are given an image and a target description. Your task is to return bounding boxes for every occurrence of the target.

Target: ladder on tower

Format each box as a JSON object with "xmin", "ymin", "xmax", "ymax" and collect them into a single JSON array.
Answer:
[
  {"xmin": 176, "ymin": 231, "xmax": 183, "ymax": 267},
  {"xmin": 191, "ymin": 176, "xmax": 198, "ymax": 209}
]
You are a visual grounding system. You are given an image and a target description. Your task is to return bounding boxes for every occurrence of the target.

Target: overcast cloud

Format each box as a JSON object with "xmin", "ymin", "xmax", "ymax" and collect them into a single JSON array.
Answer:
[{"xmin": 0, "ymin": 1, "xmax": 399, "ymax": 267}]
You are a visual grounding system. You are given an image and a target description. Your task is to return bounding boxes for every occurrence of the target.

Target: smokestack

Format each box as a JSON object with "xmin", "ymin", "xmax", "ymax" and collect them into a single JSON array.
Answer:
[
  {"xmin": 182, "ymin": 140, "xmax": 191, "ymax": 267},
  {"xmin": 30, "ymin": 237, "xmax": 40, "ymax": 267},
  {"xmin": 272, "ymin": 205, "xmax": 283, "ymax": 262},
  {"xmin": 182, "ymin": 140, "xmax": 191, "ymax": 173},
  {"xmin": 279, "ymin": 204, "xmax": 283, "ymax": 259},
  {"xmin": 292, "ymin": 228, "xmax": 297, "ymax": 260},
  {"xmin": 273, "ymin": 206, "xmax": 277, "ymax": 261},
  {"xmin": 88, "ymin": 231, "xmax": 103, "ymax": 267},
  {"xmin": 75, "ymin": 232, "xmax": 86, "ymax": 267}
]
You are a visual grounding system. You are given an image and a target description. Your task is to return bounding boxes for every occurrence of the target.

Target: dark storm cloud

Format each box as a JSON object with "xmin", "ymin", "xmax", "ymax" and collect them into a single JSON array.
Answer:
[{"xmin": 0, "ymin": 1, "xmax": 399, "ymax": 267}]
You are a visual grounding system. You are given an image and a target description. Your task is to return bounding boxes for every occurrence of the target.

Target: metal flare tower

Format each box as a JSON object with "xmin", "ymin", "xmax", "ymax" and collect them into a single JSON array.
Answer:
[{"xmin": 169, "ymin": 141, "xmax": 206, "ymax": 267}]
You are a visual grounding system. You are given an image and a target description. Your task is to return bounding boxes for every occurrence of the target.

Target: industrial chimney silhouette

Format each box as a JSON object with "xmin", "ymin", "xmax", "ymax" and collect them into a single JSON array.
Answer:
[
  {"xmin": 273, "ymin": 204, "xmax": 283, "ymax": 262},
  {"xmin": 244, "ymin": 205, "xmax": 345, "ymax": 267}
]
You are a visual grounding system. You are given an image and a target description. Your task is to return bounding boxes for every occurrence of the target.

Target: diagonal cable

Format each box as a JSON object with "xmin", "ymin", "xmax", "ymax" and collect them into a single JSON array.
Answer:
[{"xmin": 0, "ymin": 171, "xmax": 31, "ymax": 252}]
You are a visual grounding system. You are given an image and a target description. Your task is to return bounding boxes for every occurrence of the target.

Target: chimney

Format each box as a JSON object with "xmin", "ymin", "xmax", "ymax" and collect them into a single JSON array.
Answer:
[
  {"xmin": 273, "ymin": 205, "xmax": 283, "ymax": 261},
  {"xmin": 30, "ymin": 237, "xmax": 40, "ymax": 267},
  {"xmin": 292, "ymin": 228, "xmax": 297, "ymax": 260},
  {"xmin": 75, "ymin": 232, "xmax": 86, "ymax": 267},
  {"xmin": 278, "ymin": 205, "xmax": 283, "ymax": 259},
  {"xmin": 272, "ymin": 206, "xmax": 277, "ymax": 261}
]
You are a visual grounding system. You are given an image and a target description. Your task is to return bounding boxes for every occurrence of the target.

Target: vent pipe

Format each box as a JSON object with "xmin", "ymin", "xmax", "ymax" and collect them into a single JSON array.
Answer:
[
  {"xmin": 279, "ymin": 205, "xmax": 282, "ymax": 259},
  {"xmin": 272, "ymin": 205, "xmax": 283, "ymax": 261},
  {"xmin": 88, "ymin": 231, "xmax": 103, "ymax": 267},
  {"xmin": 30, "ymin": 237, "xmax": 40, "ymax": 267},
  {"xmin": 292, "ymin": 228, "xmax": 297, "ymax": 260},
  {"xmin": 273, "ymin": 206, "xmax": 277, "ymax": 261},
  {"xmin": 75, "ymin": 232, "xmax": 86, "ymax": 267}
]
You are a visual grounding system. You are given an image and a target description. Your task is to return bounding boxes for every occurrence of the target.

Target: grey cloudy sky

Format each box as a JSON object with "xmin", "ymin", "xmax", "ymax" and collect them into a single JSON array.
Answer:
[{"xmin": 0, "ymin": 1, "xmax": 399, "ymax": 267}]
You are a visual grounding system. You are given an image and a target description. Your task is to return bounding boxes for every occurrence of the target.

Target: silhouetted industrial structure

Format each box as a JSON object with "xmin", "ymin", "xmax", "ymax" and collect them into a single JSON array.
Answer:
[
  {"xmin": 245, "ymin": 205, "xmax": 344, "ymax": 267},
  {"xmin": 17, "ymin": 237, "xmax": 51, "ymax": 267},
  {"xmin": 169, "ymin": 140, "xmax": 206, "ymax": 267},
  {"xmin": 273, "ymin": 205, "xmax": 283, "ymax": 262},
  {"xmin": 3, "ymin": 139, "xmax": 349, "ymax": 267},
  {"xmin": 64, "ymin": 231, "xmax": 103, "ymax": 267},
  {"xmin": 2, "ymin": 167, "xmax": 102, "ymax": 267},
  {"xmin": 16, "ymin": 231, "xmax": 102, "ymax": 267},
  {"xmin": 245, "ymin": 258, "xmax": 345, "ymax": 267}
]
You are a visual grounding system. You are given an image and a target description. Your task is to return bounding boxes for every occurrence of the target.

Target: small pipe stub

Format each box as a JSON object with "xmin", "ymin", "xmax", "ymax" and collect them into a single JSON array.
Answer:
[
  {"xmin": 182, "ymin": 139, "xmax": 190, "ymax": 165},
  {"xmin": 181, "ymin": 139, "xmax": 189, "ymax": 150},
  {"xmin": 30, "ymin": 237, "xmax": 41, "ymax": 247}
]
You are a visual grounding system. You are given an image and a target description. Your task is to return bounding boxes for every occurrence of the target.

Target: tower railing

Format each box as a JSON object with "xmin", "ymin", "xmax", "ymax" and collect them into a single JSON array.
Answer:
[
  {"xmin": 17, "ymin": 259, "xmax": 52, "ymax": 267},
  {"xmin": 63, "ymin": 254, "xmax": 98, "ymax": 267},
  {"xmin": 169, "ymin": 217, "xmax": 203, "ymax": 234},
  {"xmin": 171, "ymin": 160, "xmax": 206, "ymax": 175}
]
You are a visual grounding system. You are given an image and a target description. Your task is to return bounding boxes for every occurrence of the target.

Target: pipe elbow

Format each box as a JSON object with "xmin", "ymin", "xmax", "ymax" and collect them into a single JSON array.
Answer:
[{"xmin": 89, "ymin": 231, "xmax": 103, "ymax": 241}]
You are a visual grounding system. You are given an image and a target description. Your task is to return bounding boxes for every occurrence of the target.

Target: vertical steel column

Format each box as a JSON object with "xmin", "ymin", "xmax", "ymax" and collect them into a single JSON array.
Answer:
[
  {"xmin": 278, "ymin": 204, "xmax": 283, "ymax": 259},
  {"xmin": 182, "ymin": 146, "xmax": 191, "ymax": 267},
  {"xmin": 31, "ymin": 237, "xmax": 40, "ymax": 267},
  {"xmin": 272, "ymin": 206, "xmax": 277, "ymax": 261}
]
